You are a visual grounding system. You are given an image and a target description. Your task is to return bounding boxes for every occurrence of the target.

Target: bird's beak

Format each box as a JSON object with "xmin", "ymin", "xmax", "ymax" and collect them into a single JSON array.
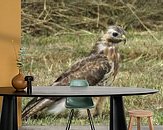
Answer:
[{"xmin": 122, "ymin": 35, "xmax": 127, "ymax": 44}]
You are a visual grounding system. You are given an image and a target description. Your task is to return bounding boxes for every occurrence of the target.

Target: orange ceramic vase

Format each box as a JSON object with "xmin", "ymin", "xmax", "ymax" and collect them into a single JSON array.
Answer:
[{"xmin": 12, "ymin": 71, "xmax": 27, "ymax": 91}]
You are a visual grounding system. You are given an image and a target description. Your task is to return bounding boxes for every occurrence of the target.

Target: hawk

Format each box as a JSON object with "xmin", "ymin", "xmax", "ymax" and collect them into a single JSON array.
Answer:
[{"xmin": 22, "ymin": 25, "xmax": 126, "ymax": 119}]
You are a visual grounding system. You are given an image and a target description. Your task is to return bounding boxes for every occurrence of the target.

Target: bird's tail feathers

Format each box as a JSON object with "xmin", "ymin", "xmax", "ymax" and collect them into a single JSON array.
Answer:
[
  {"xmin": 23, "ymin": 97, "xmax": 43, "ymax": 111},
  {"xmin": 47, "ymin": 98, "xmax": 66, "ymax": 114},
  {"xmin": 22, "ymin": 97, "xmax": 60, "ymax": 119}
]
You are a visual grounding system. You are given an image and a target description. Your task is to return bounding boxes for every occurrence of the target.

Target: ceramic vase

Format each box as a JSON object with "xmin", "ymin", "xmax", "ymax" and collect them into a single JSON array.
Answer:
[{"xmin": 12, "ymin": 70, "xmax": 27, "ymax": 91}]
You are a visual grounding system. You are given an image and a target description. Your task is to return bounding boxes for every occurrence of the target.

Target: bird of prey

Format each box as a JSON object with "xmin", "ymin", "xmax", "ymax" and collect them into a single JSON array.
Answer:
[{"xmin": 22, "ymin": 25, "xmax": 126, "ymax": 119}]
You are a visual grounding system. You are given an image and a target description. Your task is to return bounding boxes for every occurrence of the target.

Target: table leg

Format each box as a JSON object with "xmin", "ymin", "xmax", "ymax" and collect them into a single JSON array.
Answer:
[
  {"xmin": 110, "ymin": 96, "xmax": 127, "ymax": 130},
  {"xmin": 0, "ymin": 96, "xmax": 18, "ymax": 130}
]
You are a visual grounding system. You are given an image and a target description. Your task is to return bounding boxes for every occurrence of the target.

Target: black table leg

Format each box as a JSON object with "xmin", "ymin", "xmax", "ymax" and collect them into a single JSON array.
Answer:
[
  {"xmin": 0, "ymin": 96, "xmax": 18, "ymax": 130},
  {"xmin": 110, "ymin": 96, "xmax": 127, "ymax": 130}
]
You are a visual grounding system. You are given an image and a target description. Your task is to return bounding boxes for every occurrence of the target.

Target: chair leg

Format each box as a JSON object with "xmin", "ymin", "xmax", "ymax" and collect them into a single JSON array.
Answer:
[
  {"xmin": 137, "ymin": 117, "xmax": 141, "ymax": 130},
  {"xmin": 87, "ymin": 109, "xmax": 95, "ymax": 130},
  {"xmin": 148, "ymin": 116, "xmax": 154, "ymax": 130},
  {"xmin": 66, "ymin": 109, "xmax": 74, "ymax": 130},
  {"xmin": 128, "ymin": 116, "xmax": 134, "ymax": 130}
]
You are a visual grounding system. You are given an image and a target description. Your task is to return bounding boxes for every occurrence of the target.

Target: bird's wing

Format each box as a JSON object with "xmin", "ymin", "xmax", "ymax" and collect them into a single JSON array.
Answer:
[
  {"xmin": 22, "ymin": 54, "xmax": 112, "ymax": 119},
  {"xmin": 53, "ymin": 54, "xmax": 112, "ymax": 85}
]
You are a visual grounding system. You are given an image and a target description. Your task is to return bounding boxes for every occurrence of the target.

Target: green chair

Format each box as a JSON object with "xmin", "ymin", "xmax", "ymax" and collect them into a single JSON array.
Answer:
[{"xmin": 65, "ymin": 79, "xmax": 95, "ymax": 130}]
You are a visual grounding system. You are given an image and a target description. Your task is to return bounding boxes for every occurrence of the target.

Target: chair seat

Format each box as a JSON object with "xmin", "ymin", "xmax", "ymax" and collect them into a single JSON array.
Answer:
[
  {"xmin": 65, "ymin": 97, "xmax": 94, "ymax": 108},
  {"xmin": 128, "ymin": 110, "xmax": 153, "ymax": 117}
]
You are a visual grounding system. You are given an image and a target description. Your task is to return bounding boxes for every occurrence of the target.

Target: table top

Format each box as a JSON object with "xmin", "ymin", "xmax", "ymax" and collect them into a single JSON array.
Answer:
[{"xmin": 0, "ymin": 86, "xmax": 158, "ymax": 97}]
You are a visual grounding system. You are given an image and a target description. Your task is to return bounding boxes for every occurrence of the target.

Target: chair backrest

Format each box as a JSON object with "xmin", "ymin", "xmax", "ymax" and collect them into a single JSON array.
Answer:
[
  {"xmin": 65, "ymin": 79, "xmax": 94, "ymax": 108},
  {"xmin": 69, "ymin": 79, "xmax": 89, "ymax": 87}
]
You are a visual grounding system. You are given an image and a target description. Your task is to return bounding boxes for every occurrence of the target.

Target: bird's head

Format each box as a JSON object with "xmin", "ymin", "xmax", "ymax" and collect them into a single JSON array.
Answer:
[
  {"xmin": 101, "ymin": 25, "xmax": 126, "ymax": 46},
  {"xmin": 90, "ymin": 25, "xmax": 126, "ymax": 55}
]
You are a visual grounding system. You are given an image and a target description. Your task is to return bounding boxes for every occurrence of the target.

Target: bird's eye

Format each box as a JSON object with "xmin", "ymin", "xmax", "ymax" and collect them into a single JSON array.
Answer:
[{"xmin": 112, "ymin": 32, "xmax": 118, "ymax": 37}]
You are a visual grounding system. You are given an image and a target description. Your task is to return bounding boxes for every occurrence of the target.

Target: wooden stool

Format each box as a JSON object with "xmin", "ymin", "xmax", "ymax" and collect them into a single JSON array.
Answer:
[{"xmin": 128, "ymin": 110, "xmax": 154, "ymax": 130}]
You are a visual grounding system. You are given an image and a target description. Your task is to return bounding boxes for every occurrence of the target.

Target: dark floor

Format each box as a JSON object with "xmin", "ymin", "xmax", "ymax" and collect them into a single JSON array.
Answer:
[{"xmin": 20, "ymin": 125, "xmax": 163, "ymax": 130}]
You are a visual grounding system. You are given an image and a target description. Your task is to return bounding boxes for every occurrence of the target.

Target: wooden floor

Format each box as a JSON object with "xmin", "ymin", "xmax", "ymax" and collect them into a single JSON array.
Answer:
[{"xmin": 20, "ymin": 125, "xmax": 163, "ymax": 130}]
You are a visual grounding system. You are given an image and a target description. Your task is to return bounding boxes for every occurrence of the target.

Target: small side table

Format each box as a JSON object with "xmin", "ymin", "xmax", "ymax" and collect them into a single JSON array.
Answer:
[{"xmin": 128, "ymin": 110, "xmax": 154, "ymax": 130}]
